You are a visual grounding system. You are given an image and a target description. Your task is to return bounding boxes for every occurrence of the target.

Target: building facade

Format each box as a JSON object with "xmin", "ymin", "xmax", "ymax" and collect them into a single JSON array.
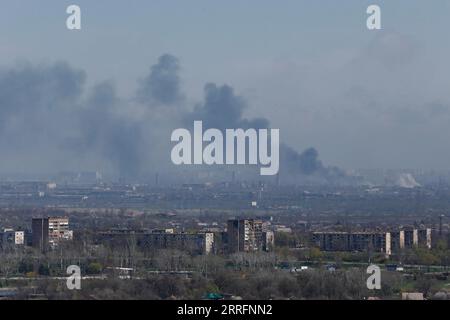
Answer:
[
  {"xmin": 227, "ymin": 219, "xmax": 274, "ymax": 253},
  {"xmin": 32, "ymin": 217, "xmax": 49, "ymax": 252},
  {"xmin": 14, "ymin": 231, "xmax": 25, "ymax": 245},
  {"xmin": 48, "ymin": 217, "xmax": 73, "ymax": 246},
  {"xmin": 0, "ymin": 229, "xmax": 25, "ymax": 247},
  {"xmin": 390, "ymin": 230, "xmax": 405, "ymax": 251},
  {"xmin": 32, "ymin": 216, "xmax": 73, "ymax": 252},
  {"xmin": 404, "ymin": 229, "xmax": 418, "ymax": 248},
  {"xmin": 417, "ymin": 228, "xmax": 432, "ymax": 249},
  {"xmin": 311, "ymin": 231, "xmax": 391, "ymax": 255},
  {"xmin": 141, "ymin": 231, "xmax": 214, "ymax": 254},
  {"xmin": 312, "ymin": 228, "xmax": 432, "ymax": 255}
]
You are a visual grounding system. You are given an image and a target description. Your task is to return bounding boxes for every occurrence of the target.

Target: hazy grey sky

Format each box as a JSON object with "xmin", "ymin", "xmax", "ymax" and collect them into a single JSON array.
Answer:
[{"xmin": 1, "ymin": 0, "xmax": 450, "ymax": 173}]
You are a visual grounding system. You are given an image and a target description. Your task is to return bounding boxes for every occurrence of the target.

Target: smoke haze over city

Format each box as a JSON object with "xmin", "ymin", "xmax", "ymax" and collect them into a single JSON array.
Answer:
[{"xmin": 1, "ymin": 1, "xmax": 450, "ymax": 182}]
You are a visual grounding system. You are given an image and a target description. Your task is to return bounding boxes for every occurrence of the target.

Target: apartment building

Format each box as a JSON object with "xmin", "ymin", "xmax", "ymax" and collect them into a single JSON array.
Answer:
[
  {"xmin": 311, "ymin": 231, "xmax": 391, "ymax": 255},
  {"xmin": 141, "ymin": 231, "xmax": 214, "ymax": 254},
  {"xmin": 32, "ymin": 217, "xmax": 49, "ymax": 252},
  {"xmin": 0, "ymin": 229, "xmax": 25, "ymax": 247},
  {"xmin": 227, "ymin": 219, "xmax": 274, "ymax": 253},
  {"xmin": 418, "ymin": 228, "xmax": 432, "ymax": 249},
  {"xmin": 48, "ymin": 217, "xmax": 73, "ymax": 246},
  {"xmin": 404, "ymin": 229, "xmax": 418, "ymax": 248},
  {"xmin": 312, "ymin": 228, "xmax": 432, "ymax": 255},
  {"xmin": 32, "ymin": 216, "xmax": 73, "ymax": 252},
  {"xmin": 390, "ymin": 230, "xmax": 405, "ymax": 251}
]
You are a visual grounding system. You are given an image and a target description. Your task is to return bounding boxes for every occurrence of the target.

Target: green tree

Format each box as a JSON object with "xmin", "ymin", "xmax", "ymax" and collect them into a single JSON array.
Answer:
[
  {"xmin": 309, "ymin": 247, "xmax": 323, "ymax": 262},
  {"xmin": 86, "ymin": 262, "xmax": 103, "ymax": 274}
]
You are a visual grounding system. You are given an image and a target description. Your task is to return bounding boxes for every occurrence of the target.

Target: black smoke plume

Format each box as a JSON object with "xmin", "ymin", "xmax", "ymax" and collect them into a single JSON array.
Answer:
[
  {"xmin": 0, "ymin": 54, "xmax": 345, "ymax": 183},
  {"xmin": 136, "ymin": 54, "xmax": 184, "ymax": 107}
]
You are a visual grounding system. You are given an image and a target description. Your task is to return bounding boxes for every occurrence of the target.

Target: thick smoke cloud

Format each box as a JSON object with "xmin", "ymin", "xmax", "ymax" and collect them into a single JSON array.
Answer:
[
  {"xmin": 280, "ymin": 145, "xmax": 348, "ymax": 183},
  {"xmin": 78, "ymin": 82, "xmax": 144, "ymax": 179},
  {"xmin": 282, "ymin": 146, "xmax": 324, "ymax": 175},
  {"xmin": 186, "ymin": 83, "xmax": 269, "ymax": 130},
  {"xmin": 0, "ymin": 54, "xmax": 342, "ymax": 183},
  {"xmin": 0, "ymin": 61, "xmax": 145, "ymax": 179},
  {"xmin": 183, "ymin": 81, "xmax": 341, "ymax": 180},
  {"xmin": 136, "ymin": 54, "xmax": 184, "ymax": 107},
  {"xmin": 0, "ymin": 62, "xmax": 84, "ymax": 127},
  {"xmin": 0, "ymin": 62, "xmax": 86, "ymax": 175}
]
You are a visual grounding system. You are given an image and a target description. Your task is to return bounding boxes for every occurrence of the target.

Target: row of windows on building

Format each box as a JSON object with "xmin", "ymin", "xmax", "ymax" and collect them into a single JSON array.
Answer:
[
  {"xmin": 311, "ymin": 228, "xmax": 432, "ymax": 256},
  {"xmin": 94, "ymin": 219, "xmax": 275, "ymax": 255}
]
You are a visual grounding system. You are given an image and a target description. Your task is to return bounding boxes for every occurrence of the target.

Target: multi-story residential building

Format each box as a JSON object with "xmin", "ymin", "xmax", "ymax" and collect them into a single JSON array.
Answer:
[
  {"xmin": 32, "ymin": 217, "xmax": 49, "ymax": 252},
  {"xmin": 263, "ymin": 230, "xmax": 275, "ymax": 252},
  {"xmin": 0, "ymin": 228, "xmax": 25, "ymax": 247},
  {"xmin": 311, "ymin": 231, "xmax": 391, "ymax": 255},
  {"xmin": 350, "ymin": 232, "xmax": 391, "ymax": 255},
  {"xmin": 390, "ymin": 230, "xmax": 405, "ymax": 251},
  {"xmin": 97, "ymin": 229, "xmax": 214, "ymax": 254},
  {"xmin": 311, "ymin": 231, "xmax": 348, "ymax": 251},
  {"xmin": 14, "ymin": 230, "xmax": 25, "ymax": 245},
  {"xmin": 32, "ymin": 216, "xmax": 73, "ymax": 252},
  {"xmin": 404, "ymin": 229, "xmax": 418, "ymax": 248},
  {"xmin": 95, "ymin": 229, "xmax": 143, "ymax": 248},
  {"xmin": 227, "ymin": 219, "xmax": 274, "ymax": 253},
  {"xmin": 48, "ymin": 217, "xmax": 73, "ymax": 246},
  {"xmin": 141, "ymin": 231, "xmax": 214, "ymax": 254},
  {"xmin": 418, "ymin": 228, "xmax": 432, "ymax": 249},
  {"xmin": 312, "ymin": 227, "xmax": 432, "ymax": 256}
]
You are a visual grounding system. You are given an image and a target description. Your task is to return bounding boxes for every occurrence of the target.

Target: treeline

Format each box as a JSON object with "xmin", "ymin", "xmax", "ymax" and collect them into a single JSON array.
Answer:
[{"xmin": 9, "ymin": 268, "xmax": 395, "ymax": 300}]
